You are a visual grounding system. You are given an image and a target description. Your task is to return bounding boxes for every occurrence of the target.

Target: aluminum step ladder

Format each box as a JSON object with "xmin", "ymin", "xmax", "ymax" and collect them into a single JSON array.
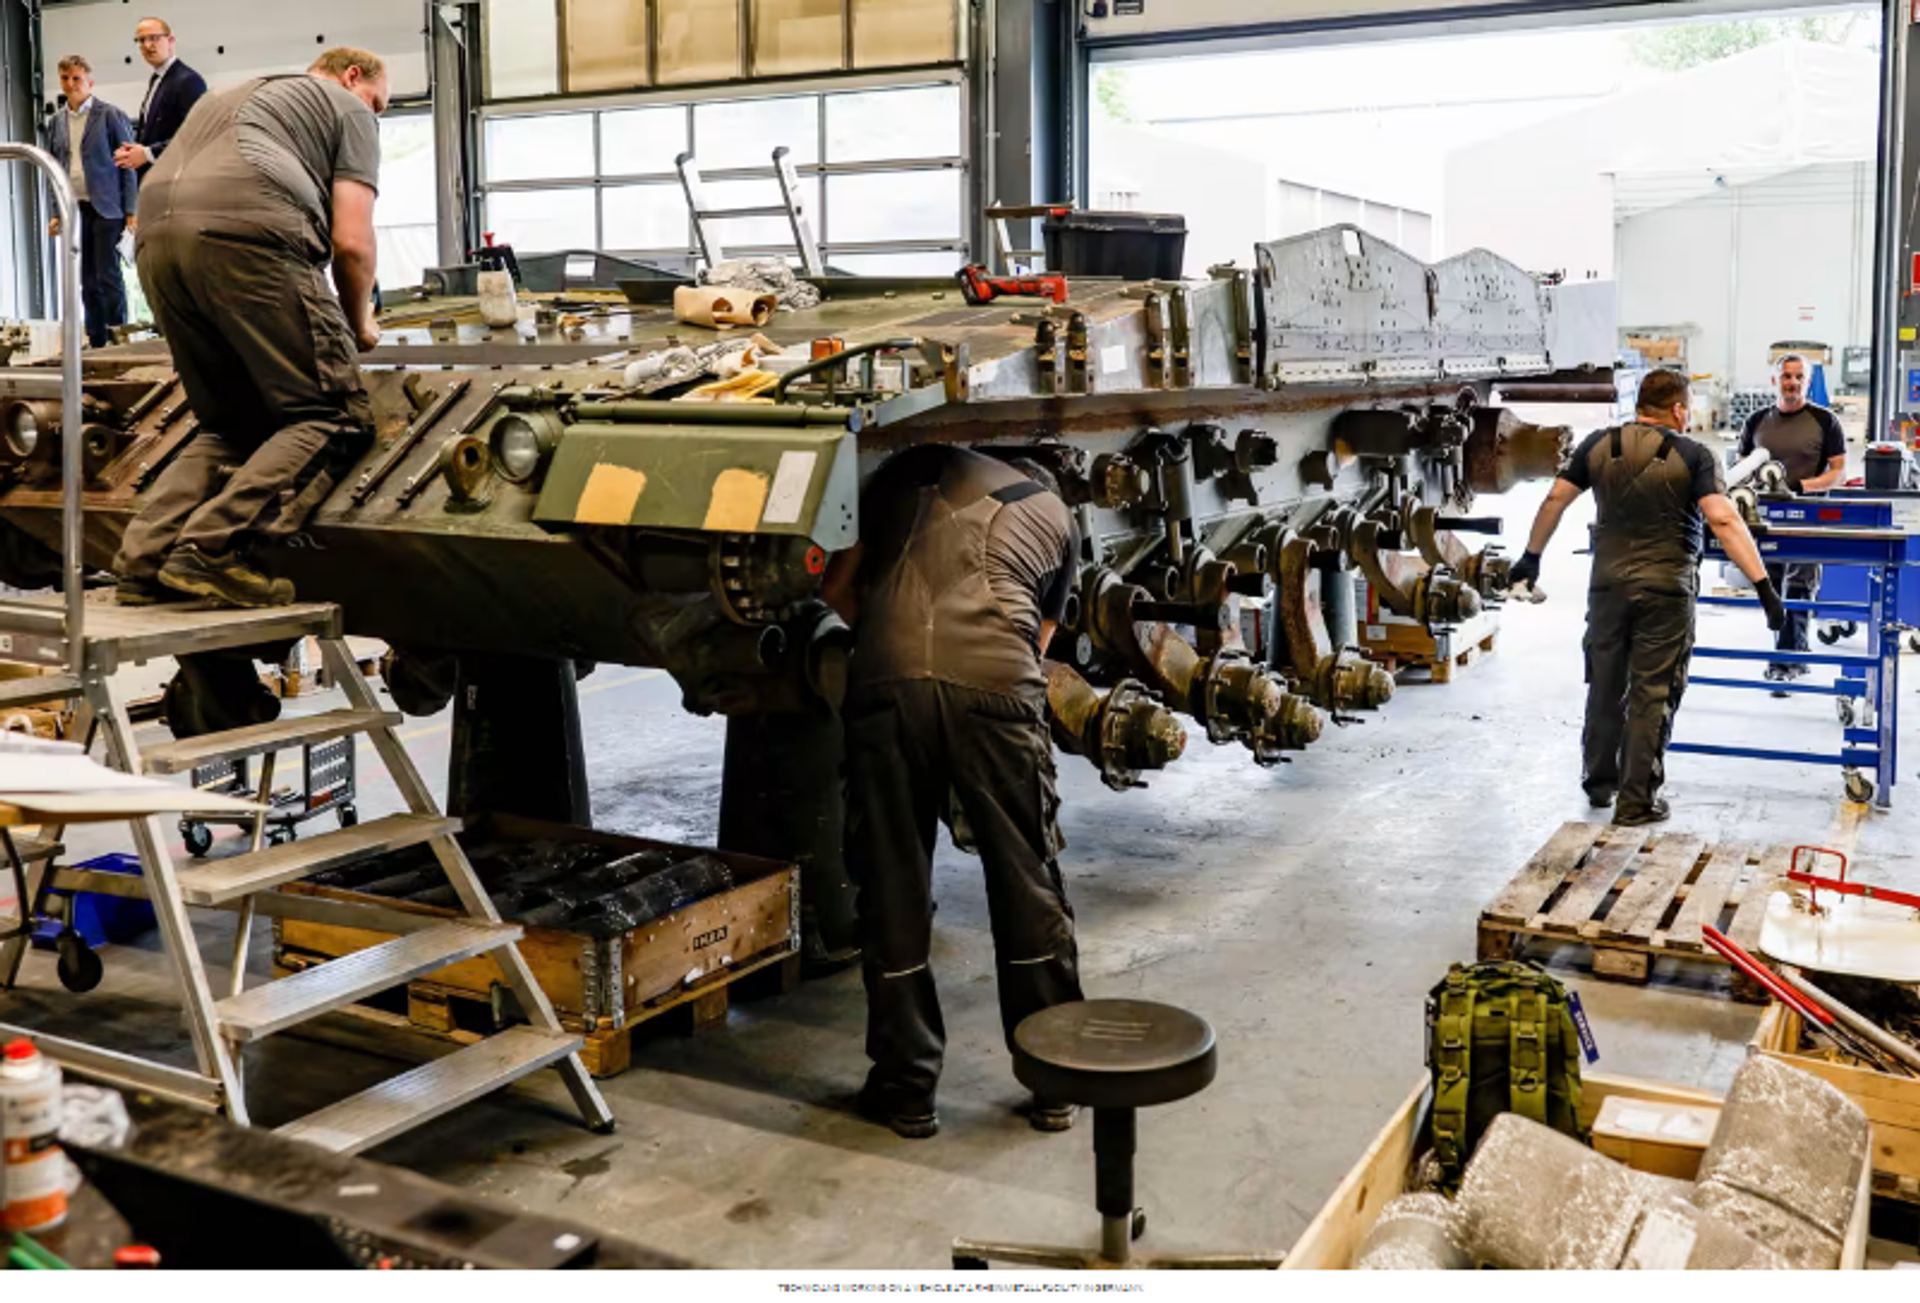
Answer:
[
  {"xmin": 676, "ymin": 145, "xmax": 825, "ymax": 276},
  {"xmin": 0, "ymin": 143, "xmax": 612, "ymax": 1155}
]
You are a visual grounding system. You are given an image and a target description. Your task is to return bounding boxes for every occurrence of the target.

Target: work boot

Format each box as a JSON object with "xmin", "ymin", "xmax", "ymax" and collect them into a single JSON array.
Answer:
[
  {"xmin": 1764, "ymin": 664, "xmax": 1791, "ymax": 700},
  {"xmin": 1027, "ymin": 1100, "xmax": 1077, "ymax": 1133},
  {"xmin": 855, "ymin": 1084, "xmax": 938, "ymax": 1140},
  {"xmin": 158, "ymin": 546, "xmax": 295, "ymax": 609},
  {"xmin": 1612, "ymin": 799, "xmax": 1671, "ymax": 828},
  {"xmin": 1584, "ymin": 785, "xmax": 1616, "ymax": 810},
  {"xmin": 114, "ymin": 575, "xmax": 184, "ymax": 607}
]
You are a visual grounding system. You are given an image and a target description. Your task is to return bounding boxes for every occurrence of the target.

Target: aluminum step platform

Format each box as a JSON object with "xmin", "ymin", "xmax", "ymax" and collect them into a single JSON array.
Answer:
[
  {"xmin": 0, "ymin": 672, "xmax": 81, "ymax": 708},
  {"xmin": 174, "ymin": 813, "xmax": 460, "ymax": 906},
  {"xmin": 142, "ymin": 708, "xmax": 400, "ymax": 775},
  {"xmin": 275, "ymin": 1027, "xmax": 582, "ymax": 1155},
  {"xmin": 217, "ymin": 920, "xmax": 520, "ymax": 1042},
  {"xmin": 0, "ymin": 592, "xmax": 340, "ymax": 670}
]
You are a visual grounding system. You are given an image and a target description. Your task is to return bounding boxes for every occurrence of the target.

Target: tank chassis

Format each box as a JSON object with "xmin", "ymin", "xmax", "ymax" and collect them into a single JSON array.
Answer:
[{"xmin": 0, "ymin": 224, "xmax": 1581, "ymax": 959}]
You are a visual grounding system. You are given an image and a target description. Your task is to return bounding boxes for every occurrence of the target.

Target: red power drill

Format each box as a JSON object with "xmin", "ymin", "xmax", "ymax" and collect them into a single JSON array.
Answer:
[{"xmin": 956, "ymin": 264, "xmax": 1069, "ymax": 307}]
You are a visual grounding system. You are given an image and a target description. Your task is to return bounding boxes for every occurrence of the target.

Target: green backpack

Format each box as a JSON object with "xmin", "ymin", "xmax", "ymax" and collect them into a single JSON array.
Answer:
[{"xmin": 1424, "ymin": 960, "xmax": 1589, "ymax": 1190}]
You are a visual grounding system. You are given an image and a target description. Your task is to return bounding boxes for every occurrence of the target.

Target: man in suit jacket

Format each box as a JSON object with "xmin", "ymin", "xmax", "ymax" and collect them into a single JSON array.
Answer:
[
  {"xmin": 48, "ymin": 56, "xmax": 137, "ymax": 349},
  {"xmin": 114, "ymin": 16, "xmax": 208, "ymax": 176}
]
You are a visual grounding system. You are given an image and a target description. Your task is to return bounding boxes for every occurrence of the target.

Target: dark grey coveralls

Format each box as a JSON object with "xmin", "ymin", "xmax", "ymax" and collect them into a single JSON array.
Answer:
[
  {"xmin": 1565, "ymin": 423, "xmax": 1727, "ymax": 819},
  {"xmin": 113, "ymin": 76, "xmax": 373, "ymax": 582},
  {"xmin": 845, "ymin": 446, "xmax": 1082, "ymax": 1115}
]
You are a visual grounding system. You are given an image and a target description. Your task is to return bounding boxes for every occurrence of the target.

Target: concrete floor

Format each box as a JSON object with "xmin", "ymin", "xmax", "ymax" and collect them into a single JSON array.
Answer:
[{"xmin": 7, "ymin": 429, "xmax": 1920, "ymax": 1267}]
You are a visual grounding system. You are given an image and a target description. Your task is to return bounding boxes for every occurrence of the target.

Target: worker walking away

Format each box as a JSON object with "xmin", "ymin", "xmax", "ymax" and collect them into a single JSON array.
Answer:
[
  {"xmin": 1506, "ymin": 369, "xmax": 1786, "ymax": 826},
  {"xmin": 46, "ymin": 57, "xmax": 138, "ymax": 349},
  {"xmin": 115, "ymin": 16, "xmax": 209, "ymax": 177},
  {"xmin": 1739, "ymin": 353, "xmax": 1848, "ymax": 693},
  {"xmin": 823, "ymin": 446, "xmax": 1084, "ymax": 1140},
  {"xmin": 113, "ymin": 49, "xmax": 389, "ymax": 609}
]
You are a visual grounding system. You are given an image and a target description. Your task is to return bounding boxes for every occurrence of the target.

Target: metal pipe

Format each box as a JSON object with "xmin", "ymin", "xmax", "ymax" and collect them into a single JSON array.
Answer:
[
  {"xmin": 1726, "ymin": 446, "xmax": 1775, "ymax": 489},
  {"xmin": 1782, "ymin": 968, "xmax": 1920, "ymax": 1074},
  {"xmin": 1700, "ymin": 926, "xmax": 1829, "ymax": 1025},
  {"xmin": 571, "ymin": 401, "xmax": 858, "ymax": 428},
  {"xmin": 1870, "ymin": 0, "xmax": 1911, "ymax": 443},
  {"xmin": 430, "ymin": 2, "xmax": 473, "ymax": 268}
]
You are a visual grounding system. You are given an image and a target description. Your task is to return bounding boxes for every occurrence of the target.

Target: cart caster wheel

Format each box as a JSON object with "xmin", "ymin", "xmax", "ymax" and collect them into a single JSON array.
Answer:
[
  {"xmin": 1819, "ymin": 625, "xmax": 1844, "ymax": 646},
  {"xmin": 181, "ymin": 821, "xmax": 214, "ymax": 858},
  {"xmin": 1844, "ymin": 771, "xmax": 1875, "ymax": 805},
  {"xmin": 338, "ymin": 804, "xmax": 359, "ymax": 830},
  {"xmin": 55, "ymin": 928, "xmax": 103, "ymax": 993},
  {"xmin": 1132, "ymin": 1208, "xmax": 1147, "ymax": 1241},
  {"xmin": 267, "ymin": 829, "xmax": 295, "ymax": 848},
  {"xmin": 1909, "ymin": 632, "xmax": 1920, "ymax": 655},
  {"xmin": 953, "ymin": 1257, "xmax": 988, "ymax": 1271},
  {"xmin": 1837, "ymin": 699, "xmax": 1856, "ymax": 727}
]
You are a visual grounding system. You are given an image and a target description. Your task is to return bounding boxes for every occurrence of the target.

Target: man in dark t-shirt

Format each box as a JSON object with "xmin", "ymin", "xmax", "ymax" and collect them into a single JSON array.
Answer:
[
  {"xmin": 1738, "ymin": 354, "xmax": 1849, "ymax": 685},
  {"xmin": 823, "ymin": 446, "xmax": 1084, "ymax": 1140},
  {"xmin": 1507, "ymin": 370, "xmax": 1784, "ymax": 826}
]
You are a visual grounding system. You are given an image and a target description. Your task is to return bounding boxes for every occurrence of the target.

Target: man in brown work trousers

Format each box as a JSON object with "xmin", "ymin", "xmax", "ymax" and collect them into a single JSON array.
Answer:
[
  {"xmin": 824, "ymin": 446, "xmax": 1085, "ymax": 1140},
  {"xmin": 113, "ymin": 48, "xmax": 390, "ymax": 609}
]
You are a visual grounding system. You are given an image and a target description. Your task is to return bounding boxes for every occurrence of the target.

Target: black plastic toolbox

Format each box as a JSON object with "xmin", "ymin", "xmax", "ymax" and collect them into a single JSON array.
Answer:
[{"xmin": 1043, "ymin": 208, "xmax": 1188, "ymax": 279}]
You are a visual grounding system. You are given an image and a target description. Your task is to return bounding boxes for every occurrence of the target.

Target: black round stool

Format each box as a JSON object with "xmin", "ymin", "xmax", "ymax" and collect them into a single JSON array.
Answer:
[{"xmin": 951, "ymin": 1000, "xmax": 1284, "ymax": 1270}]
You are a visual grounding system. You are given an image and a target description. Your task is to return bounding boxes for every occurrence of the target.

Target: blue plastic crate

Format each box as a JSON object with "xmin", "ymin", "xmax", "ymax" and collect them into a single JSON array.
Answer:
[{"xmin": 30, "ymin": 853, "xmax": 156, "ymax": 951}]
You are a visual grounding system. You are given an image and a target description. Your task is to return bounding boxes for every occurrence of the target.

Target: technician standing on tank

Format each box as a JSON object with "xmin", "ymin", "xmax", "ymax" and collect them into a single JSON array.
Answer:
[
  {"xmin": 113, "ymin": 48, "xmax": 388, "ymax": 609},
  {"xmin": 823, "ymin": 446, "xmax": 1084, "ymax": 1140},
  {"xmin": 1506, "ymin": 369, "xmax": 1786, "ymax": 826},
  {"xmin": 1738, "ymin": 353, "xmax": 1848, "ymax": 691}
]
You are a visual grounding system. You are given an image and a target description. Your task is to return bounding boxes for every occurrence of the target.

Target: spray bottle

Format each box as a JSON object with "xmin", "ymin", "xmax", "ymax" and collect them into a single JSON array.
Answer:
[{"xmin": 0, "ymin": 1037, "xmax": 66, "ymax": 1233}]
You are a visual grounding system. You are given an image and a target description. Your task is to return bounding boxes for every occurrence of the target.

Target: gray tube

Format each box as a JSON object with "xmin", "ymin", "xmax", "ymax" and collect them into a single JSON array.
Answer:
[
  {"xmin": 1782, "ymin": 968, "xmax": 1920, "ymax": 1074},
  {"xmin": 1323, "ymin": 562, "xmax": 1358, "ymax": 651}
]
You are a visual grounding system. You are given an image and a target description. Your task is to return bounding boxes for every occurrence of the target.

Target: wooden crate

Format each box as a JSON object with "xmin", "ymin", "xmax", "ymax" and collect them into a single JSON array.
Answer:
[
  {"xmin": 273, "ymin": 815, "xmax": 801, "ymax": 1078},
  {"xmin": 1286, "ymin": 1071, "xmax": 1871, "ymax": 1269},
  {"xmin": 1754, "ymin": 1002, "xmax": 1920, "ymax": 1206},
  {"xmin": 1359, "ymin": 607, "xmax": 1500, "ymax": 684},
  {"xmin": 1477, "ymin": 821, "xmax": 1784, "ymax": 1000}
]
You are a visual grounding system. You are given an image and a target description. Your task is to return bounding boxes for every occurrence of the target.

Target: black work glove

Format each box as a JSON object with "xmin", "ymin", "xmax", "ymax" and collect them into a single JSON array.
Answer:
[
  {"xmin": 1507, "ymin": 550, "xmax": 1542, "ymax": 591},
  {"xmin": 1785, "ymin": 477, "xmax": 1805, "ymax": 495},
  {"xmin": 1756, "ymin": 577, "xmax": 1788, "ymax": 633}
]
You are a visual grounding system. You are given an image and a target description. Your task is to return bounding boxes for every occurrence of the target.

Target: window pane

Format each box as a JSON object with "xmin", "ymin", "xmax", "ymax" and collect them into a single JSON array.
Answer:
[
  {"xmin": 826, "ymin": 169, "xmax": 960, "ymax": 243},
  {"xmin": 826, "ymin": 250, "xmax": 962, "ymax": 277},
  {"xmin": 853, "ymin": 0, "xmax": 955, "ymax": 67},
  {"xmin": 378, "ymin": 116, "xmax": 438, "ymax": 227},
  {"xmin": 604, "ymin": 184, "xmax": 690, "ymax": 252},
  {"xmin": 825, "ymin": 85, "xmax": 959, "ymax": 163},
  {"xmin": 697, "ymin": 176, "xmax": 823, "ymax": 250},
  {"xmin": 658, "ymin": 0, "xmax": 740, "ymax": 83},
  {"xmin": 692, "ymin": 97, "xmax": 820, "ymax": 169},
  {"xmin": 486, "ymin": 0, "xmax": 561, "ymax": 98},
  {"xmin": 565, "ymin": 0, "xmax": 651, "ymax": 92},
  {"xmin": 378, "ymin": 226, "xmax": 440, "ymax": 291},
  {"xmin": 755, "ymin": 0, "xmax": 844, "ymax": 76},
  {"xmin": 487, "ymin": 189, "xmax": 598, "ymax": 253},
  {"xmin": 600, "ymin": 106, "xmax": 690, "ymax": 176},
  {"xmin": 486, "ymin": 115, "xmax": 596, "ymax": 182}
]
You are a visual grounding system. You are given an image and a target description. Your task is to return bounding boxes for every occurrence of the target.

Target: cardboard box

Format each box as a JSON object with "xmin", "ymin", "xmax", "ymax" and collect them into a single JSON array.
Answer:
[{"xmin": 1591, "ymin": 1094, "xmax": 1721, "ymax": 1180}]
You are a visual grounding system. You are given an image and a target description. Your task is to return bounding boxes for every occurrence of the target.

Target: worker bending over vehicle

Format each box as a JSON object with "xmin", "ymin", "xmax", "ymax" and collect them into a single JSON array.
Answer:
[
  {"xmin": 1739, "ymin": 353, "xmax": 1848, "ymax": 690},
  {"xmin": 1507, "ymin": 369, "xmax": 1786, "ymax": 826},
  {"xmin": 114, "ymin": 47, "xmax": 389, "ymax": 609},
  {"xmin": 824, "ymin": 446, "xmax": 1084, "ymax": 1141}
]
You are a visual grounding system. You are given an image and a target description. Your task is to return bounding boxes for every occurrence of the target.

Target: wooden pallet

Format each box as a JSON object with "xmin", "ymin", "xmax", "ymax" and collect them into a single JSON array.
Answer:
[
  {"xmin": 1361, "ymin": 609, "xmax": 1500, "ymax": 685},
  {"xmin": 1477, "ymin": 821, "xmax": 1787, "ymax": 1000},
  {"xmin": 280, "ymin": 944, "xmax": 802, "ymax": 1078}
]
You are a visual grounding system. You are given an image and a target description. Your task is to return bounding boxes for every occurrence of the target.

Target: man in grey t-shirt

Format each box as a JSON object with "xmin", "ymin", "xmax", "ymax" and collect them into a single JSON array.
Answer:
[
  {"xmin": 113, "ymin": 48, "xmax": 390, "ymax": 609},
  {"xmin": 1738, "ymin": 354, "xmax": 1849, "ymax": 687}
]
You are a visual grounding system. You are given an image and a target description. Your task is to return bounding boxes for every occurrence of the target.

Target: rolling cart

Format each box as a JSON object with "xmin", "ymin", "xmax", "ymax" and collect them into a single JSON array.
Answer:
[{"xmin": 180, "ymin": 732, "xmax": 359, "ymax": 857}]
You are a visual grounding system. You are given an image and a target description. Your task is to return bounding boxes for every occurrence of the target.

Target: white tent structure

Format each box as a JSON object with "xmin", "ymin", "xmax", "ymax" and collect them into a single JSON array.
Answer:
[{"xmin": 1444, "ymin": 39, "xmax": 1878, "ymax": 390}]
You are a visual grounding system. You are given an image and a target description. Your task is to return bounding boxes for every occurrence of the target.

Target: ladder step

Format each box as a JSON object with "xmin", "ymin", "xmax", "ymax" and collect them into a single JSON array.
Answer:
[
  {"xmin": 0, "ymin": 673, "xmax": 80, "ymax": 709},
  {"xmin": 216, "ymin": 919, "xmax": 521, "ymax": 1042},
  {"xmin": 275, "ymin": 1027, "xmax": 582, "ymax": 1156},
  {"xmin": 5, "ymin": 835, "xmax": 61, "ymax": 863},
  {"xmin": 142, "ymin": 708, "xmax": 401, "ymax": 775},
  {"xmin": 174, "ymin": 813, "xmax": 460, "ymax": 907}
]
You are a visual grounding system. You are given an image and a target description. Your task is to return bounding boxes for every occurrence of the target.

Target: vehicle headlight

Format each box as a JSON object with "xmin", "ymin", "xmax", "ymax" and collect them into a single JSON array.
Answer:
[
  {"xmin": 6, "ymin": 405, "xmax": 37, "ymax": 460},
  {"xmin": 489, "ymin": 411, "xmax": 562, "ymax": 484}
]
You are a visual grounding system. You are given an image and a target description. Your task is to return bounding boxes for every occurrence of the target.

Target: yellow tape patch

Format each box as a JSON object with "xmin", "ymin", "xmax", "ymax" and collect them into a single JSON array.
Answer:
[
  {"xmin": 705, "ymin": 467, "xmax": 771, "ymax": 531},
  {"xmin": 576, "ymin": 463, "xmax": 648, "ymax": 525}
]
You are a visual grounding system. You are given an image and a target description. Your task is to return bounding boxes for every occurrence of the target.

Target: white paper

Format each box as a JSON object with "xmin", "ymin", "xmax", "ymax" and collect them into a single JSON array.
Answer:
[
  {"xmin": 0, "ymin": 752, "xmax": 169, "ymax": 794},
  {"xmin": 1613, "ymin": 1106, "xmax": 1666, "ymax": 1136}
]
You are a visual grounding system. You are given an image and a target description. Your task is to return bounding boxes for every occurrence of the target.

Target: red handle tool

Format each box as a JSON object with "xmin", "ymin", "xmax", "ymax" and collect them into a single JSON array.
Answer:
[
  {"xmin": 1701, "ymin": 924, "xmax": 1833, "ymax": 1026},
  {"xmin": 956, "ymin": 264, "xmax": 1069, "ymax": 307}
]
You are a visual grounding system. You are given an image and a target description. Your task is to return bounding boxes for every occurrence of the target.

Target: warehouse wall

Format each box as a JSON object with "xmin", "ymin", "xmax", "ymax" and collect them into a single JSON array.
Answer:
[
  {"xmin": 1080, "ymin": 0, "xmax": 1829, "ymax": 44},
  {"xmin": 38, "ymin": 0, "xmax": 427, "ymax": 121},
  {"xmin": 1088, "ymin": 119, "xmax": 1271, "ymax": 273},
  {"xmin": 1615, "ymin": 162, "xmax": 1873, "ymax": 391}
]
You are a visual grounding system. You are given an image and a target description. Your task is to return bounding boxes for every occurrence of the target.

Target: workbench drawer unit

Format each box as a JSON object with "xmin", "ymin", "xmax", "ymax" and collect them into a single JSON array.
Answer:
[
  {"xmin": 1754, "ymin": 1001, "xmax": 1920, "ymax": 1204},
  {"xmin": 272, "ymin": 816, "xmax": 800, "ymax": 1077},
  {"xmin": 1285, "ymin": 1072, "xmax": 1871, "ymax": 1269}
]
